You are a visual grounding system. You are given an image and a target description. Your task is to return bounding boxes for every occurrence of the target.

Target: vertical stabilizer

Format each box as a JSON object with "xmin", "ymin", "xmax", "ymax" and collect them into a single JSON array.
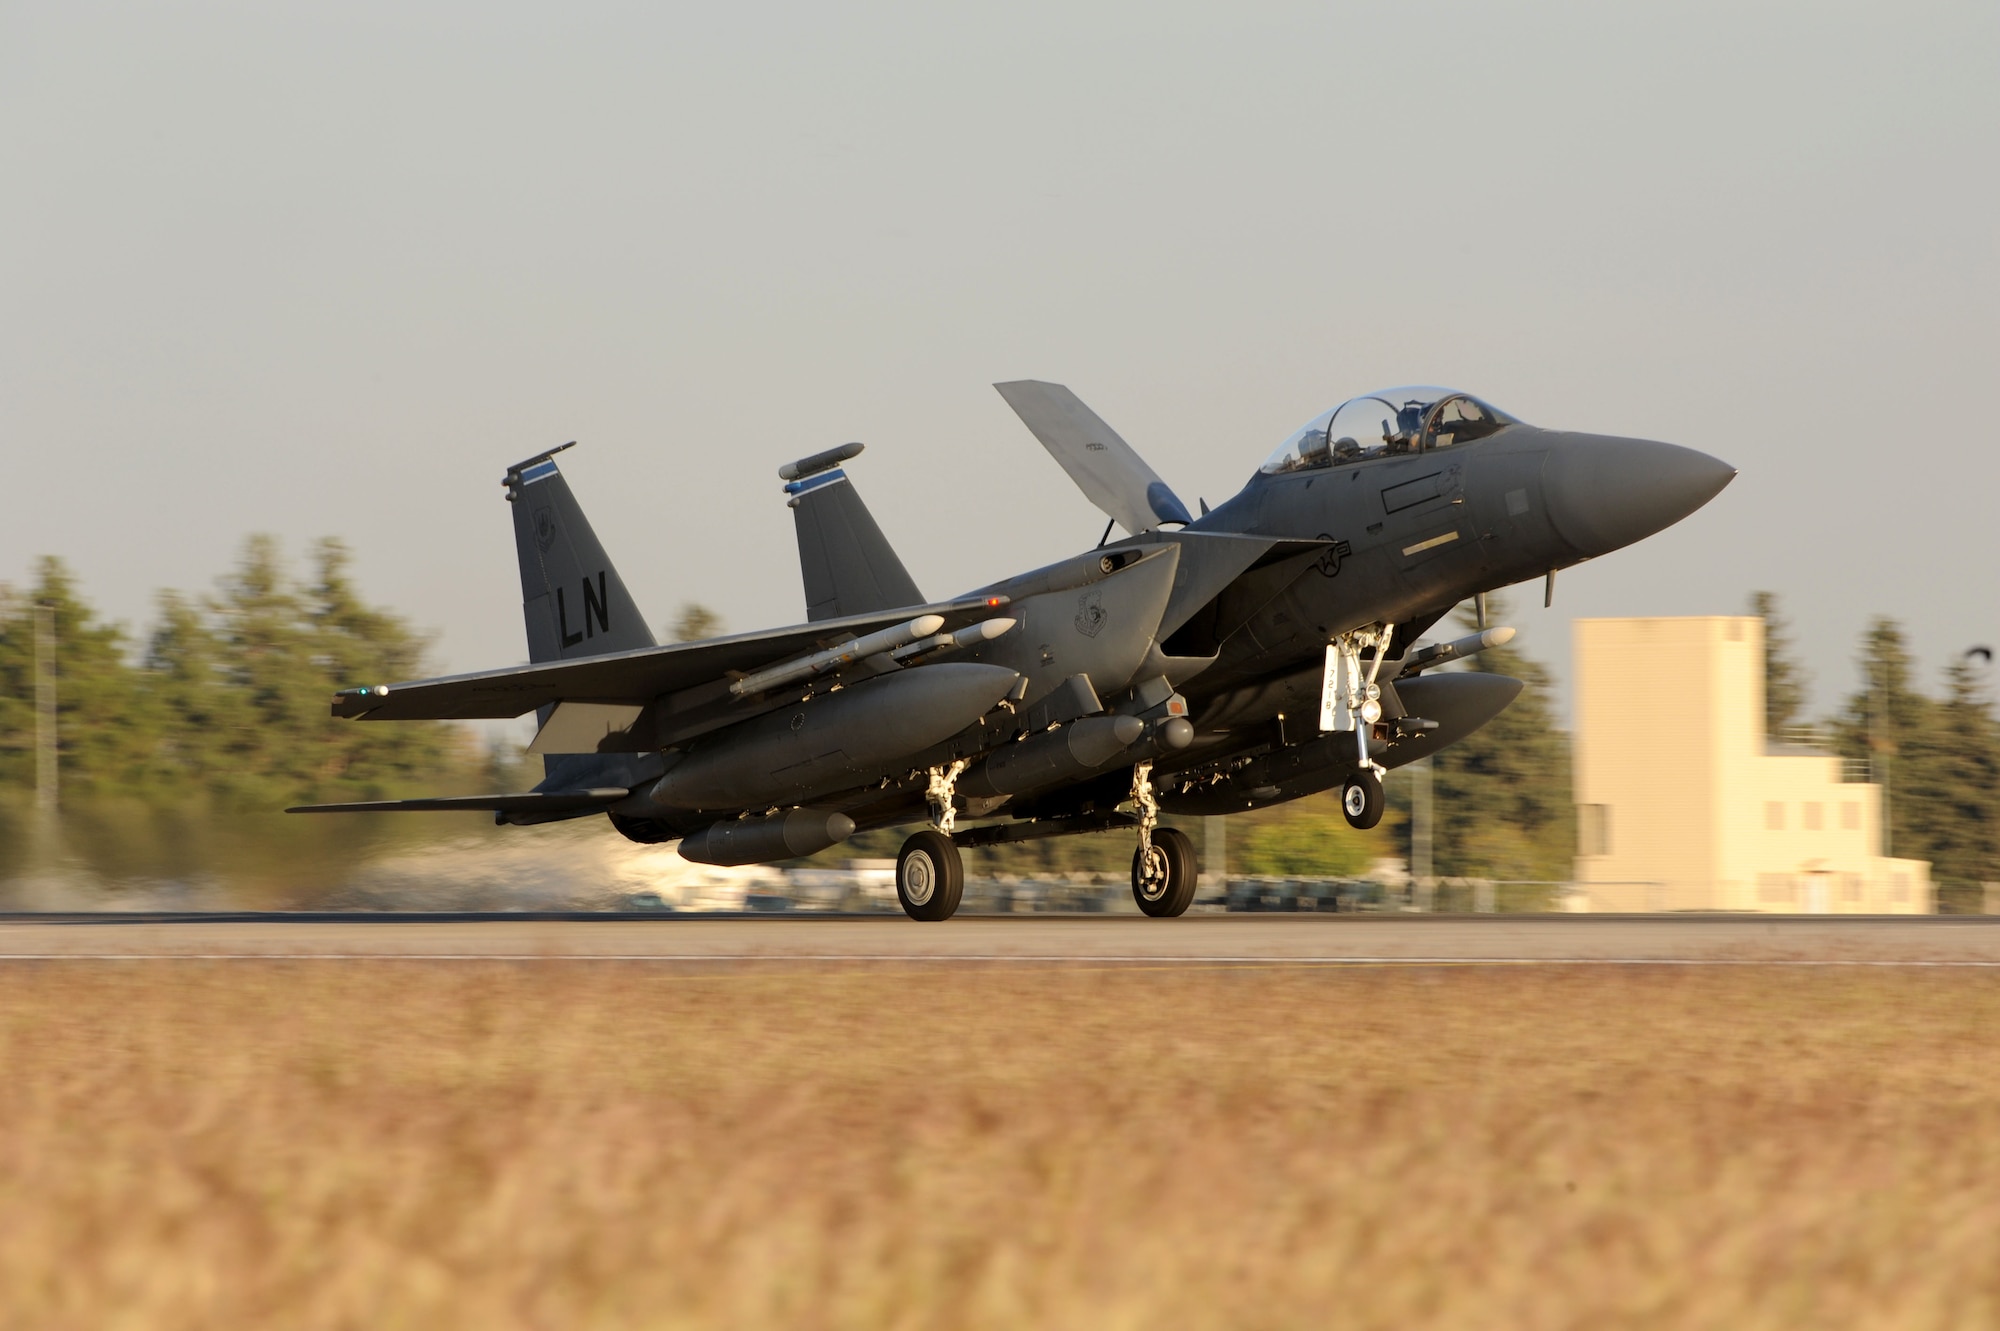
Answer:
[
  {"xmin": 780, "ymin": 442, "xmax": 925, "ymax": 622},
  {"xmin": 504, "ymin": 445, "xmax": 657, "ymax": 663}
]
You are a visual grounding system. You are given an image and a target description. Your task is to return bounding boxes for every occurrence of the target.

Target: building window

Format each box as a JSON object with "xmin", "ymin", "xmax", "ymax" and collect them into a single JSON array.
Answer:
[
  {"xmin": 1757, "ymin": 873, "xmax": 1795, "ymax": 903},
  {"xmin": 1804, "ymin": 802, "xmax": 1823, "ymax": 831},
  {"xmin": 1578, "ymin": 804, "xmax": 1611, "ymax": 857},
  {"xmin": 1765, "ymin": 801, "xmax": 1786, "ymax": 831},
  {"xmin": 1841, "ymin": 801, "xmax": 1860, "ymax": 831},
  {"xmin": 1841, "ymin": 874, "xmax": 1862, "ymax": 902}
]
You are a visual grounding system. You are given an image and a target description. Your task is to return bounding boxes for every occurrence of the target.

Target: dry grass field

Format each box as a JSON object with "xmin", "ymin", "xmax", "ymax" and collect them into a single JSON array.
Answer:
[{"xmin": 1, "ymin": 962, "xmax": 1996, "ymax": 1330}]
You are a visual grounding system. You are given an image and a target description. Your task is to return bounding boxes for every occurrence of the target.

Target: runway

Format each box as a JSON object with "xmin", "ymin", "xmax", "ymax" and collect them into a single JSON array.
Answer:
[{"xmin": 2, "ymin": 913, "xmax": 1998, "ymax": 963}]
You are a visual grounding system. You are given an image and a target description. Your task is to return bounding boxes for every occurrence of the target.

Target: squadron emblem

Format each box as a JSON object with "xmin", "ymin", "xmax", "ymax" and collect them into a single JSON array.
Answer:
[
  {"xmin": 1074, "ymin": 589, "xmax": 1108, "ymax": 638},
  {"xmin": 1314, "ymin": 535, "xmax": 1354, "ymax": 579},
  {"xmin": 532, "ymin": 505, "xmax": 558, "ymax": 553}
]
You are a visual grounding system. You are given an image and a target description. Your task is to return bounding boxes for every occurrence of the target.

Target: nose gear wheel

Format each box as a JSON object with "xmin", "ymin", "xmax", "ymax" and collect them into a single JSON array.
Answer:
[{"xmin": 1341, "ymin": 770, "xmax": 1385, "ymax": 830}]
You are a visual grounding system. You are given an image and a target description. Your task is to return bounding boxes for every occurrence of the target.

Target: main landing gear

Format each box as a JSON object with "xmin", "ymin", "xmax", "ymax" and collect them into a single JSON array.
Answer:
[
  {"xmin": 1132, "ymin": 825, "xmax": 1198, "ymax": 917},
  {"xmin": 896, "ymin": 757, "xmax": 1201, "ymax": 920},
  {"xmin": 896, "ymin": 828, "xmax": 964, "ymax": 921},
  {"xmin": 898, "ymin": 761, "xmax": 971, "ymax": 920},
  {"xmin": 1128, "ymin": 760, "xmax": 1198, "ymax": 917}
]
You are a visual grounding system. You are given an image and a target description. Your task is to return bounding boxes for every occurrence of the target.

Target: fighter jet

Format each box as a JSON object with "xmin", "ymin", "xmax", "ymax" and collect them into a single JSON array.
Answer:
[{"xmin": 292, "ymin": 383, "xmax": 1733, "ymax": 920}]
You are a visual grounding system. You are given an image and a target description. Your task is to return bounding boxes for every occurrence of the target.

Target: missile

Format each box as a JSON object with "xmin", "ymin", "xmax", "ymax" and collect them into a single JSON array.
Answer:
[
  {"xmin": 729, "ymin": 614, "xmax": 947, "ymax": 698},
  {"xmin": 678, "ymin": 807, "xmax": 856, "ymax": 866},
  {"xmin": 644, "ymin": 662, "xmax": 1022, "ymax": 811},
  {"xmin": 1396, "ymin": 626, "xmax": 1516, "ymax": 677},
  {"xmin": 958, "ymin": 711, "xmax": 1195, "ymax": 799},
  {"xmin": 891, "ymin": 616, "xmax": 1017, "ymax": 664}
]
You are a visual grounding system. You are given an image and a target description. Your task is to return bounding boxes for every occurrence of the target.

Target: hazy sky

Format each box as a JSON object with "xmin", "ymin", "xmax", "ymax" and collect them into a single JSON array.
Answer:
[{"xmin": 5, "ymin": 1, "xmax": 1995, "ymax": 739}]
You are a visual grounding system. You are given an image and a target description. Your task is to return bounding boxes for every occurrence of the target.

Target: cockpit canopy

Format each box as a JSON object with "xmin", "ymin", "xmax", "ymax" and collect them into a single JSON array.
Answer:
[{"xmin": 1260, "ymin": 387, "xmax": 1520, "ymax": 475}]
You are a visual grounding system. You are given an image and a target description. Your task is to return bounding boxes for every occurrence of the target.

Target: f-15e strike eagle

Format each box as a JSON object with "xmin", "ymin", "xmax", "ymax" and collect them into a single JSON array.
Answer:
[{"xmin": 293, "ymin": 383, "xmax": 1733, "ymax": 920}]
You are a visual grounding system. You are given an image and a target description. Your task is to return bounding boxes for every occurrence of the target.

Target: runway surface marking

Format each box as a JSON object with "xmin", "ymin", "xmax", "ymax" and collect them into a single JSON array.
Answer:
[
  {"xmin": 6, "ymin": 955, "xmax": 2000, "ymax": 967},
  {"xmin": 6, "ymin": 918, "xmax": 1994, "ymax": 963}
]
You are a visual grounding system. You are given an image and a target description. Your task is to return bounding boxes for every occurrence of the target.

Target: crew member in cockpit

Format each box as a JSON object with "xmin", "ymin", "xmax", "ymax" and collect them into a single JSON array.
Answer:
[{"xmin": 1298, "ymin": 428, "xmax": 1331, "ymax": 469}]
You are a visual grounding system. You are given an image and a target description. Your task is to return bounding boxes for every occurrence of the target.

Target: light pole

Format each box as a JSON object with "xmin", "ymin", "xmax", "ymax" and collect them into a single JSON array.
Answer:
[
  {"xmin": 34, "ymin": 602, "xmax": 56, "ymax": 822},
  {"xmin": 1205, "ymin": 815, "xmax": 1226, "ymax": 898},
  {"xmin": 1411, "ymin": 754, "xmax": 1433, "ymax": 908},
  {"xmin": 1872, "ymin": 650, "xmax": 1890, "ymax": 858}
]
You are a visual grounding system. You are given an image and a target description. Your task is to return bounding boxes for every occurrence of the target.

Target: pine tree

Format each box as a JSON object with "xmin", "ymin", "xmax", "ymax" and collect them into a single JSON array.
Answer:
[
  {"xmin": 1900, "ymin": 657, "xmax": 2000, "ymax": 891},
  {"xmin": 0, "ymin": 559, "xmax": 155, "ymax": 798},
  {"xmin": 1429, "ymin": 596, "xmax": 1573, "ymax": 880},
  {"xmin": 1, "ymin": 539, "xmax": 482, "ymax": 809},
  {"xmin": 1831, "ymin": 619, "xmax": 1932, "ymax": 859},
  {"xmin": 136, "ymin": 589, "xmax": 232, "ymax": 788},
  {"xmin": 669, "ymin": 603, "xmax": 724, "ymax": 643},
  {"xmin": 299, "ymin": 537, "xmax": 461, "ymax": 801},
  {"xmin": 1749, "ymin": 590, "xmax": 1809, "ymax": 738}
]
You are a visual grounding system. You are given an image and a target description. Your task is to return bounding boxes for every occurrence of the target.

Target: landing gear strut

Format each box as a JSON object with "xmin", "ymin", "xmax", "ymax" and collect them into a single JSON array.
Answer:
[
  {"xmin": 1128, "ymin": 761, "xmax": 1198, "ymax": 917},
  {"xmin": 896, "ymin": 828, "xmax": 964, "ymax": 921},
  {"xmin": 1323, "ymin": 624, "xmax": 1393, "ymax": 777},
  {"xmin": 1326, "ymin": 625, "xmax": 1391, "ymax": 831},
  {"xmin": 1132, "ymin": 825, "xmax": 1198, "ymax": 917},
  {"xmin": 926, "ymin": 759, "xmax": 968, "ymax": 834}
]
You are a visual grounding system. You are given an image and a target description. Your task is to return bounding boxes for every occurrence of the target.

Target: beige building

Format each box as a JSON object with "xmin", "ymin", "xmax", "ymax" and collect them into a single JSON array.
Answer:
[{"xmin": 1571, "ymin": 616, "xmax": 1931, "ymax": 913}]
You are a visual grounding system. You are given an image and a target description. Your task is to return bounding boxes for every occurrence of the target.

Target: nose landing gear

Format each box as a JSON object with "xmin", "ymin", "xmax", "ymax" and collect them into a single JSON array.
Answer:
[
  {"xmin": 1341, "ymin": 770, "xmax": 1385, "ymax": 830},
  {"xmin": 1325, "ymin": 625, "xmax": 1392, "ymax": 831}
]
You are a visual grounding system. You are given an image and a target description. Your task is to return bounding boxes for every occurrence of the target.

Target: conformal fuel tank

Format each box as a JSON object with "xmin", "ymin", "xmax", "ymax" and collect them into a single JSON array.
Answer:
[{"xmin": 640, "ymin": 662, "xmax": 1022, "ymax": 812}]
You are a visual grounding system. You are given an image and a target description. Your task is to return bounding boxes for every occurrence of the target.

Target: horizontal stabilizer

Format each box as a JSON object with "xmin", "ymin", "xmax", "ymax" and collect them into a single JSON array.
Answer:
[
  {"xmin": 287, "ymin": 789, "xmax": 628, "ymax": 814},
  {"xmin": 994, "ymin": 381, "xmax": 1192, "ymax": 534}
]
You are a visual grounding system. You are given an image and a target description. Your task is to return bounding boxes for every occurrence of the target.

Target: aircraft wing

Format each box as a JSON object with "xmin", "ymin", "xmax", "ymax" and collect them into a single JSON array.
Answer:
[
  {"xmin": 331, "ymin": 594, "xmax": 1008, "ymax": 722},
  {"xmin": 994, "ymin": 381, "xmax": 1193, "ymax": 534}
]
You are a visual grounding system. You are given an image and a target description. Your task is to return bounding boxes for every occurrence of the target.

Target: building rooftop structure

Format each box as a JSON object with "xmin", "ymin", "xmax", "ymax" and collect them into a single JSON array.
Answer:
[{"xmin": 1571, "ymin": 616, "xmax": 1930, "ymax": 913}]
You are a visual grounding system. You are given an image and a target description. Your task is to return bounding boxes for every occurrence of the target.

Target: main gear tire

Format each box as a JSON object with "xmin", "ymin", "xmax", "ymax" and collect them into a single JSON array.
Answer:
[
  {"xmin": 897, "ymin": 829, "xmax": 964, "ymax": 921},
  {"xmin": 1341, "ymin": 771, "xmax": 1385, "ymax": 830},
  {"xmin": 1132, "ymin": 825, "xmax": 1198, "ymax": 918}
]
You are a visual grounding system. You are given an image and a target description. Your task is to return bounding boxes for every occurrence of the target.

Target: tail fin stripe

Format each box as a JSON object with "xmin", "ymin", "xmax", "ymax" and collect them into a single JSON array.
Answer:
[{"xmin": 783, "ymin": 468, "xmax": 848, "ymax": 500}]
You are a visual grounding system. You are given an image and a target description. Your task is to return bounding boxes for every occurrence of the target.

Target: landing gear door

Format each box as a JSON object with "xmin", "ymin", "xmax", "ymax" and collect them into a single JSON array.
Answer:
[{"xmin": 1319, "ymin": 645, "xmax": 1354, "ymax": 732}]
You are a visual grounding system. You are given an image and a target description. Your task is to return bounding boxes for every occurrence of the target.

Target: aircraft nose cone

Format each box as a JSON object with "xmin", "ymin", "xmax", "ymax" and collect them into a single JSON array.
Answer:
[{"xmin": 1542, "ymin": 433, "xmax": 1735, "ymax": 558}]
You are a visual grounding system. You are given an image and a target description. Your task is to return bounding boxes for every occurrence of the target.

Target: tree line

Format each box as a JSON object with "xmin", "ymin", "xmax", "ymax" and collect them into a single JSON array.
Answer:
[
  {"xmin": 1, "ymin": 548, "xmax": 1992, "ymax": 898},
  {"xmin": 1419, "ymin": 592, "xmax": 1999, "ymax": 900},
  {"xmin": 1760, "ymin": 596, "xmax": 1998, "ymax": 899},
  {"xmin": 0, "ymin": 539, "xmax": 479, "ymax": 811}
]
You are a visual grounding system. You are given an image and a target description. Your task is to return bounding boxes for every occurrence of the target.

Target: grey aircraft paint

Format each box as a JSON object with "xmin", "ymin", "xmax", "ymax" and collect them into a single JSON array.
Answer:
[
  {"xmin": 781, "ymin": 442, "xmax": 926, "ymax": 622},
  {"xmin": 292, "ymin": 380, "xmax": 1733, "ymax": 912}
]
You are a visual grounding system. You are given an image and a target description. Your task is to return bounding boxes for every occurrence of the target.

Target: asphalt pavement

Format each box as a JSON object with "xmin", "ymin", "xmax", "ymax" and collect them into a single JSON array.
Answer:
[{"xmin": 1, "ymin": 913, "xmax": 1997, "ymax": 963}]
